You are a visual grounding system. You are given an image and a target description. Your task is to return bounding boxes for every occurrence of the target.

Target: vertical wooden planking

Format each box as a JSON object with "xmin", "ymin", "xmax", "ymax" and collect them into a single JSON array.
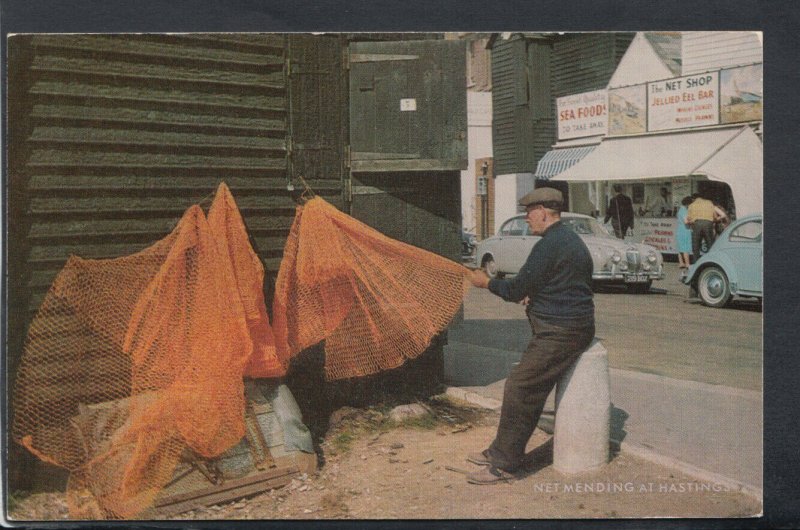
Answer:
[
  {"xmin": 490, "ymin": 37, "xmax": 520, "ymax": 177},
  {"xmin": 474, "ymin": 157, "xmax": 495, "ymax": 239},
  {"xmin": 551, "ymin": 33, "xmax": 635, "ymax": 98}
]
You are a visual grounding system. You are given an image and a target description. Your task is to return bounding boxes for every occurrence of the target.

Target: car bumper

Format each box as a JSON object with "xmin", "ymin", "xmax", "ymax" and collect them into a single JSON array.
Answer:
[{"xmin": 592, "ymin": 266, "xmax": 664, "ymax": 283}]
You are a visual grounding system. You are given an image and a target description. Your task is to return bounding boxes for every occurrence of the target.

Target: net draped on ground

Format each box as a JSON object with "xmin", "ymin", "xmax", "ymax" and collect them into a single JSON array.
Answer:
[
  {"xmin": 12, "ymin": 185, "xmax": 471, "ymax": 518},
  {"xmin": 273, "ymin": 196, "xmax": 472, "ymax": 380}
]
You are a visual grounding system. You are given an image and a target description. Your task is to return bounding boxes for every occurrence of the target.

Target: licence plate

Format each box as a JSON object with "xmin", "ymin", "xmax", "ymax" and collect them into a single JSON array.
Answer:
[{"xmin": 624, "ymin": 274, "xmax": 648, "ymax": 283}]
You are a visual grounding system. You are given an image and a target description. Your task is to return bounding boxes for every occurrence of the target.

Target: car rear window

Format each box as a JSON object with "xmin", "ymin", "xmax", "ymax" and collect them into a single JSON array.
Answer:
[{"xmin": 729, "ymin": 220, "xmax": 762, "ymax": 242}]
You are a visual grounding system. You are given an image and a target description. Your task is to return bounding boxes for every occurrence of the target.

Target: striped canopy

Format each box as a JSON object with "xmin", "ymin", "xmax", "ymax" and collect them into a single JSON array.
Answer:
[{"xmin": 533, "ymin": 145, "xmax": 597, "ymax": 179}]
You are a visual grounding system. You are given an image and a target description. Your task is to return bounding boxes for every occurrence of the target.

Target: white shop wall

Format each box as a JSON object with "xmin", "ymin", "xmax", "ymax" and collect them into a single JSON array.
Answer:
[
  {"xmin": 682, "ymin": 32, "xmax": 762, "ymax": 75},
  {"xmin": 461, "ymin": 90, "xmax": 493, "ymax": 233},
  {"xmin": 493, "ymin": 172, "xmax": 534, "ymax": 232}
]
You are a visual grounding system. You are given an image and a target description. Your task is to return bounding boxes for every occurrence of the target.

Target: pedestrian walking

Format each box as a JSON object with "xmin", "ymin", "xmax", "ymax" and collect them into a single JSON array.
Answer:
[
  {"xmin": 676, "ymin": 196, "xmax": 693, "ymax": 278},
  {"xmin": 467, "ymin": 187, "xmax": 595, "ymax": 485},
  {"xmin": 604, "ymin": 185, "xmax": 634, "ymax": 239}
]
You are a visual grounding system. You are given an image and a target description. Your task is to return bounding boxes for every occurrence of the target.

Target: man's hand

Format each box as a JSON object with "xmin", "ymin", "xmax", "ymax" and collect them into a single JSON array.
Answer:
[{"xmin": 469, "ymin": 269, "xmax": 490, "ymax": 289}]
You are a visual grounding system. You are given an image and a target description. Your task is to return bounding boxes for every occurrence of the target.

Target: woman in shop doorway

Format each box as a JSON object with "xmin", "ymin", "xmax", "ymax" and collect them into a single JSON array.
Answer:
[{"xmin": 676, "ymin": 196, "xmax": 693, "ymax": 278}]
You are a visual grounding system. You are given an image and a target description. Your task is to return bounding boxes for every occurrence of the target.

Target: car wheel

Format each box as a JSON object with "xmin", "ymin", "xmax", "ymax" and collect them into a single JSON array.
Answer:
[
  {"xmin": 626, "ymin": 280, "xmax": 652, "ymax": 294},
  {"xmin": 697, "ymin": 266, "xmax": 731, "ymax": 308},
  {"xmin": 483, "ymin": 255, "xmax": 503, "ymax": 279}
]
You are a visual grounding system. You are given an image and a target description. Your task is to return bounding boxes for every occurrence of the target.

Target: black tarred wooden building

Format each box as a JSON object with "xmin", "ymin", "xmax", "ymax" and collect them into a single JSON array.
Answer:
[{"xmin": 6, "ymin": 33, "xmax": 466, "ymax": 488}]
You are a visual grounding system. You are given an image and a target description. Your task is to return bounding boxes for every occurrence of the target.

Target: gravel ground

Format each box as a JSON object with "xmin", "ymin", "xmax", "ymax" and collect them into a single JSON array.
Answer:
[{"xmin": 8, "ymin": 396, "xmax": 761, "ymax": 522}]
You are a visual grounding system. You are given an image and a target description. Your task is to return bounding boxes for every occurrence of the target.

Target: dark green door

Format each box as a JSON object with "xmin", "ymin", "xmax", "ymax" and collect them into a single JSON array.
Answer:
[{"xmin": 348, "ymin": 40, "xmax": 467, "ymax": 173}]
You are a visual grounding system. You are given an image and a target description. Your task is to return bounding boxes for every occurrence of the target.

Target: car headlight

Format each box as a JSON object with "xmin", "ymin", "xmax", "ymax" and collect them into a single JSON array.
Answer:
[
  {"xmin": 469, "ymin": 235, "xmax": 477, "ymax": 246},
  {"xmin": 611, "ymin": 251, "xmax": 622, "ymax": 263},
  {"xmin": 643, "ymin": 263, "xmax": 651, "ymax": 271},
  {"xmin": 647, "ymin": 252, "xmax": 657, "ymax": 263}
]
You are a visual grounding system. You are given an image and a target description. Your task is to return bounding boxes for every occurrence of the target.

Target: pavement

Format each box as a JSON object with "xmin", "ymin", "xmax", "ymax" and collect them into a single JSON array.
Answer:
[{"xmin": 443, "ymin": 262, "xmax": 763, "ymax": 497}]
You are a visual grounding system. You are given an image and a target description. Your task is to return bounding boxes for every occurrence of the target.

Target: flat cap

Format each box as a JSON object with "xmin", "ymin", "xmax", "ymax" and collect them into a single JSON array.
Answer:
[{"xmin": 519, "ymin": 187, "xmax": 564, "ymax": 209}]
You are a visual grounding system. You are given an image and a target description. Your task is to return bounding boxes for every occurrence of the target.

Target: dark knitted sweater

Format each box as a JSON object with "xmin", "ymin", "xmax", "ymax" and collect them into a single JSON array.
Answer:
[{"xmin": 488, "ymin": 220, "xmax": 595, "ymax": 327}]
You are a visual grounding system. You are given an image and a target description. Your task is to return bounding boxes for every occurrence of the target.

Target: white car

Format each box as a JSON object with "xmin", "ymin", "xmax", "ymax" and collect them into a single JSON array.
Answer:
[{"xmin": 475, "ymin": 212, "xmax": 664, "ymax": 293}]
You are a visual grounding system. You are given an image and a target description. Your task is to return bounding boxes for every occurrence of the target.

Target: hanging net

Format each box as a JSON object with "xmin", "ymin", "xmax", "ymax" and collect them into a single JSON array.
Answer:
[
  {"xmin": 11, "ymin": 183, "xmax": 283, "ymax": 519},
  {"xmin": 12, "ymin": 185, "xmax": 471, "ymax": 518},
  {"xmin": 206, "ymin": 184, "xmax": 284, "ymax": 378},
  {"xmin": 273, "ymin": 196, "xmax": 472, "ymax": 380}
]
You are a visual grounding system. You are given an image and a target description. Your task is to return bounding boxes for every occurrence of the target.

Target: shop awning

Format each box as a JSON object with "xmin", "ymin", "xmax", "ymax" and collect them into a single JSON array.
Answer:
[
  {"xmin": 551, "ymin": 126, "xmax": 763, "ymax": 216},
  {"xmin": 533, "ymin": 145, "xmax": 596, "ymax": 179}
]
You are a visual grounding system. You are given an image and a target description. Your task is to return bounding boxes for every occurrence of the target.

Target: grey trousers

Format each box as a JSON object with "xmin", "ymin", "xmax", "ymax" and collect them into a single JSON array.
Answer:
[{"xmin": 487, "ymin": 315, "xmax": 595, "ymax": 472}]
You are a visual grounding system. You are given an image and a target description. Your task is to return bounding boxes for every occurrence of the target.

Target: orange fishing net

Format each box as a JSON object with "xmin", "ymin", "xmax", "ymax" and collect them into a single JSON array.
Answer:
[
  {"xmin": 273, "ymin": 196, "xmax": 471, "ymax": 380},
  {"xmin": 11, "ymin": 183, "xmax": 282, "ymax": 519},
  {"xmin": 12, "ymin": 186, "xmax": 470, "ymax": 519}
]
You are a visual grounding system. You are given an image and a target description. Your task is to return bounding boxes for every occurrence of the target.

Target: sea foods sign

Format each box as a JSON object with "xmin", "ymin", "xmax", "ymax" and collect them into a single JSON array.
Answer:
[
  {"xmin": 647, "ymin": 72, "xmax": 720, "ymax": 132},
  {"xmin": 557, "ymin": 90, "xmax": 608, "ymax": 140}
]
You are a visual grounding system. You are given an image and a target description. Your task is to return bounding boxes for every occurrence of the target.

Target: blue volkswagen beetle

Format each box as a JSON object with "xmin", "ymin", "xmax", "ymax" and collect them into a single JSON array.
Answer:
[{"xmin": 683, "ymin": 213, "xmax": 762, "ymax": 307}]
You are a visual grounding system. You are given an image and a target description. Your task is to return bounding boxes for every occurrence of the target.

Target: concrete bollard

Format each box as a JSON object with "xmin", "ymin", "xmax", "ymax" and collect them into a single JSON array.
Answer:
[{"xmin": 553, "ymin": 339, "xmax": 610, "ymax": 474}]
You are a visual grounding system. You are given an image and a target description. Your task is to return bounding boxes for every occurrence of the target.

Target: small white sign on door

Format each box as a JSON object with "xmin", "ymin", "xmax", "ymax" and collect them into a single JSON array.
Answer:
[{"xmin": 400, "ymin": 98, "xmax": 417, "ymax": 111}]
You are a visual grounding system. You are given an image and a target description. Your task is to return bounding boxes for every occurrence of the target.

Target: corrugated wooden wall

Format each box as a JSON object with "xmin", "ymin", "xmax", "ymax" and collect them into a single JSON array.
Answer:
[
  {"xmin": 7, "ymin": 31, "xmax": 296, "ymax": 489},
  {"xmin": 9, "ymin": 34, "xmax": 298, "ymax": 322},
  {"xmin": 8, "ymin": 30, "xmax": 460, "ymax": 385}
]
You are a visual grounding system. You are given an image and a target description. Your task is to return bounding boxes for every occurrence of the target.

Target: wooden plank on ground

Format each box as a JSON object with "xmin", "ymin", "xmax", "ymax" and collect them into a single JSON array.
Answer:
[{"xmin": 151, "ymin": 465, "xmax": 299, "ymax": 517}]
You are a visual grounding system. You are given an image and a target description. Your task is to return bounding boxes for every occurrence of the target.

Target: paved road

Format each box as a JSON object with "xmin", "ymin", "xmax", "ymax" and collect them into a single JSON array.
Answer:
[{"xmin": 450, "ymin": 262, "xmax": 762, "ymax": 390}]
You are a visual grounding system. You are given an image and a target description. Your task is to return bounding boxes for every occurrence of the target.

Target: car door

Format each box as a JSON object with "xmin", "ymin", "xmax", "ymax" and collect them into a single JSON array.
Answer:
[
  {"xmin": 517, "ymin": 222, "xmax": 541, "ymax": 273},
  {"xmin": 725, "ymin": 219, "xmax": 762, "ymax": 294}
]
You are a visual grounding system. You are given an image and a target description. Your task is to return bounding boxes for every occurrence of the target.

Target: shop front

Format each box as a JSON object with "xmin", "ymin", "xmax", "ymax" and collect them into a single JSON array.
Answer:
[
  {"xmin": 550, "ymin": 125, "xmax": 762, "ymax": 254},
  {"xmin": 539, "ymin": 62, "xmax": 762, "ymax": 254}
]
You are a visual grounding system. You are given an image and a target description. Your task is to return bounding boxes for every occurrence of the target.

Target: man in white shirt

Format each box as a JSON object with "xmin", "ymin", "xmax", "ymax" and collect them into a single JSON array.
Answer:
[{"xmin": 642, "ymin": 187, "xmax": 672, "ymax": 217}]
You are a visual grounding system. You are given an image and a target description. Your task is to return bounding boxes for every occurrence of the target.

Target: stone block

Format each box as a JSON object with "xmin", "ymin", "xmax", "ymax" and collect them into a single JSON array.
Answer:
[{"xmin": 553, "ymin": 339, "xmax": 610, "ymax": 474}]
